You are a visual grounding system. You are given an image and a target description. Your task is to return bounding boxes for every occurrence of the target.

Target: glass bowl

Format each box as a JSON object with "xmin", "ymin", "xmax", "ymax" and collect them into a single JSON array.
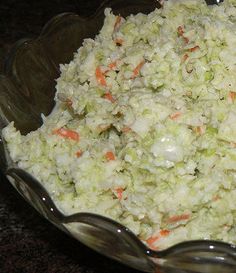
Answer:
[{"xmin": 0, "ymin": 0, "xmax": 235, "ymax": 272}]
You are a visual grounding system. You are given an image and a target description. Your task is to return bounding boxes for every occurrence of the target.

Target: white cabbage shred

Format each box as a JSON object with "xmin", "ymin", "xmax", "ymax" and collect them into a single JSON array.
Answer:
[{"xmin": 3, "ymin": 0, "xmax": 236, "ymax": 249}]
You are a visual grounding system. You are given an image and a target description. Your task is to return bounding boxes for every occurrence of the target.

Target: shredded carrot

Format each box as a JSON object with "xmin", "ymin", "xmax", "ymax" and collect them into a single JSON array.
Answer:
[
  {"xmin": 146, "ymin": 229, "xmax": 170, "ymax": 249},
  {"xmin": 53, "ymin": 128, "xmax": 80, "ymax": 141},
  {"xmin": 212, "ymin": 195, "xmax": 221, "ymax": 201},
  {"xmin": 114, "ymin": 188, "xmax": 124, "ymax": 200},
  {"xmin": 170, "ymin": 111, "xmax": 182, "ymax": 120},
  {"xmin": 105, "ymin": 151, "xmax": 115, "ymax": 161},
  {"xmin": 103, "ymin": 92, "xmax": 116, "ymax": 103},
  {"xmin": 146, "ymin": 236, "xmax": 159, "ymax": 246},
  {"xmin": 159, "ymin": 229, "xmax": 170, "ymax": 237},
  {"xmin": 182, "ymin": 53, "xmax": 189, "ymax": 62},
  {"xmin": 76, "ymin": 150, "xmax": 83, "ymax": 158},
  {"xmin": 131, "ymin": 60, "xmax": 145, "ymax": 79},
  {"xmin": 177, "ymin": 25, "xmax": 189, "ymax": 44},
  {"xmin": 193, "ymin": 125, "xmax": 205, "ymax": 135},
  {"xmin": 188, "ymin": 45, "xmax": 200, "ymax": 52},
  {"xmin": 114, "ymin": 15, "xmax": 122, "ymax": 32},
  {"xmin": 177, "ymin": 26, "xmax": 184, "ymax": 36},
  {"xmin": 228, "ymin": 91, "xmax": 236, "ymax": 102},
  {"xmin": 108, "ymin": 61, "xmax": 117, "ymax": 70},
  {"xmin": 114, "ymin": 38, "xmax": 124, "ymax": 46},
  {"xmin": 65, "ymin": 98, "xmax": 73, "ymax": 106},
  {"xmin": 167, "ymin": 213, "xmax": 190, "ymax": 223},
  {"xmin": 121, "ymin": 126, "xmax": 131, "ymax": 133},
  {"xmin": 95, "ymin": 66, "xmax": 107, "ymax": 86},
  {"xmin": 183, "ymin": 37, "xmax": 189, "ymax": 44},
  {"xmin": 150, "ymin": 245, "xmax": 159, "ymax": 251}
]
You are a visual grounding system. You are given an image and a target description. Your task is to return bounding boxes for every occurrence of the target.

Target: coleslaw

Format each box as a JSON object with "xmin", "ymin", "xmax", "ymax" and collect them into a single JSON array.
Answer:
[{"xmin": 3, "ymin": 0, "xmax": 236, "ymax": 249}]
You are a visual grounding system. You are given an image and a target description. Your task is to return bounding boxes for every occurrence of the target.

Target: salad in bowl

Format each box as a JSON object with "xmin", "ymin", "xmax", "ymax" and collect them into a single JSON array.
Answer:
[{"xmin": 0, "ymin": 0, "xmax": 235, "ymax": 272}]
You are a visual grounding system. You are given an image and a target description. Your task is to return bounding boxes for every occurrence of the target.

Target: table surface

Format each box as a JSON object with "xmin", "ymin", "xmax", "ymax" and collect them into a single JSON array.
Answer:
[{"xmin": 0, "ymin": 1, "xmax": 139, "ymax": 272}]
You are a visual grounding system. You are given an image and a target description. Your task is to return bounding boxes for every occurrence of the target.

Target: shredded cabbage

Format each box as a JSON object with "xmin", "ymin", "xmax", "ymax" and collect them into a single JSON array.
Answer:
[{"xmin": 3, "ymin": 0, "xmax": 236, "ymax": 249}]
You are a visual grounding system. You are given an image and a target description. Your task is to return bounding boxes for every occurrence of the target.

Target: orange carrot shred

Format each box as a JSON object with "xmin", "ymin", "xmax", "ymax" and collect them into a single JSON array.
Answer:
[
  {"xmin": 159, "ymin": 229, "xmax": 170, "ymax": 237},
  {"xmin": 212, "ymin": 195, "xmax": 221, "ymax": 201},
  {"xmin": 76, "ymin": 150, "xmax": 83, "ymax": 158},
  {"xmin": 131, "ymin": 60, "xmax": 145, "ymax": 79},
  {"xmin": 146, "ymin": 229, "xmax": 170, "ymax": 249},
  {"xmin": 182, "ymin": 53, "xmax": 189, "ymax": 62},
  {"xmin": 114, "ymin": 38, "xmax": 124, "ymax": 46},
  {"xmin": 228, "ymin": 91, "xmax": 236, "ymax": 102},
  {"xmin": 114, "ymin": 188, "xmax": 123, "ymax": 200},
  {"xmin": 183, "ymin": 36, "xmax": 189, "ymax": 44},
  {"xmin": 108, "ymin": 61, "xmax": 117, "ymax": 70},
  {"xmin": 121, "ymin": 126, "xmax": 131, "ymax": 133},
  {"xmin": 167, "ymin": 213, "xmax": 190, "ymax": 224},
  {"xmin": 105, "ymin": 151, "xmax": 115, "ymax": 161},
  {"xmin": 193, "ymin": 126, "xmax": 205, "ymax": 135},
  {"xmin": 95, "ymin": 66, "xmax": 107, "ymax": 86},
  {"xmin": 114, "ymin": 15, "xmax": 122, "ymax": 32},
  {"xmin": 177, "ymin": 26, "xmax": 189, "ymax": 44},
  {"xmin": 188, "ymin": 45, "xmax": 200, "ymax": 52},
  {"xmin": 177, "ymin": 26, "xmax": 184, "ymax": 36},
  {"xmin": 53, "ymin": 128, "xmax": 80, "ymax": 141},
  {"xmin": 103, "ymin": 92, "xmax": 115, "ymax": 103},
  {"xmin": 146, "ymin": 236, "xmax": 159, "ymax": 246},
  {"xmin": 170, "ymin": 111, "xmax": 182, "ymax": 120},
  {"xmin": 65, "ymin": 98, "xmax": 73, "ymax": 106}
]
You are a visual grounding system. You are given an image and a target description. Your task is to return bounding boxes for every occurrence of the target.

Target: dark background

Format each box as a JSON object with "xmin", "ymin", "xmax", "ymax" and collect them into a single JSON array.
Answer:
[{"xmin": 0, "ymin": 1, "xmax": 139, "ymax": 272}]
